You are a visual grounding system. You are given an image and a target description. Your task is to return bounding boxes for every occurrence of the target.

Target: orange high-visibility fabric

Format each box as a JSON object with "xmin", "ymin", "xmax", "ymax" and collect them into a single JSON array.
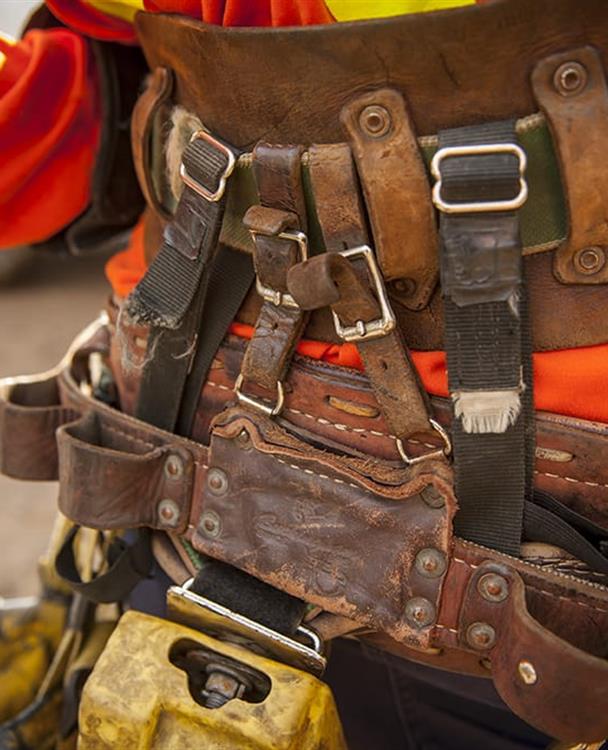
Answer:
[
  {"xmin": 106, "ymin": 222, "xmax": 608, "ymax": 423},
  {"xmin": 0, "ymin": 29, "xmax": 100, "ymax": 247}
]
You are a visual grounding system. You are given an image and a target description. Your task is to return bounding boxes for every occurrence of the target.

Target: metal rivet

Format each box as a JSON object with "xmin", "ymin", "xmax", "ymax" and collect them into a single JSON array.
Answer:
[
  {"xmin": 518, "ymin": 660, "xmax": 538, "ymax": 685},
  {"xmin": 420, "ymin": 485, "xmax": 445, "ymax": 509},
  {"xmin": 235, "ymin": 429, "xmax": 252, "ymax": 450},
  {"xmin": 553, "ymin": 61, "xmax": 588, "ymax": 97},
  {"xmin": 200, "ymin": 510, "xmax": 222, "ymax": 538},
  {"xmin": 477, "ymin": 573, "xmax": 509, "ymax": 603},
  {"xmin": 164, "ymin": 454, "xmax": 184, "ymax": 480},
  {"xmin": 415, "ymin": 548, "xmax": 447, "ymax": 579},
  {"xmin": 207, "ymin": 468, "xmax": 229, "ymax": 496},
  {"xmin": 466, "ymin": 622, "xmax": 496, "ymax": 651},
  {"xmin": 404, "ymin": 597, "xmax": 436, "ymax": 629},
  {"xmin": 359, "ymin": 104, "xmax": 392, "ymax": 138},
  {"xmin": 389, "ymin": 278, "xmax": 417, "ymax": 297},
  {"xmin": 574, "ymin": 246, "xmax": 606, "ymax": 276},
  {"xmin": 157, "ymin": 499, "xmax": 180, "ymax": 528}
]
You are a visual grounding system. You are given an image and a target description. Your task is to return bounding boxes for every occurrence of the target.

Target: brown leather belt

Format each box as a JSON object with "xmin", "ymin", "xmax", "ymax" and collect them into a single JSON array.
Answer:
[{"xmin": 1, "ymin": 322, "xmax": 608, "ymax": 742}]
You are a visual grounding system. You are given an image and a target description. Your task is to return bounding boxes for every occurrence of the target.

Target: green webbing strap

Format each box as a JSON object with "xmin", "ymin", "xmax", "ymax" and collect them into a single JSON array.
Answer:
[{"xmin": 436, "ymin": 121, "xmax": 534, "ymax": 556}]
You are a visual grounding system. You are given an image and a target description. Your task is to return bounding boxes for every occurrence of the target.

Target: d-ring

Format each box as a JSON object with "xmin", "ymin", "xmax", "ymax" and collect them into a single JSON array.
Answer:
[
  {"xmin": 396, "ymin": 419, "xmax": 452, "ymax": 466},
  {"xmin": 234, "ymin": 374, "xmax": 285, "ymax": 417}
]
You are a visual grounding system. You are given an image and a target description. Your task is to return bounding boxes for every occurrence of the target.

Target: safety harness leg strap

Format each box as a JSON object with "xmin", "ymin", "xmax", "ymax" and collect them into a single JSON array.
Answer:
[{"xmin": 434, "ymin": 121, "xmax": 533, "ymax": 555}]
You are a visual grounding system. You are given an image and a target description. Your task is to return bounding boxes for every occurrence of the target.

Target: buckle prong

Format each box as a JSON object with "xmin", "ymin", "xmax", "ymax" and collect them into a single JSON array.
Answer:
[
  {"xmin": 331, "ymin": 246, "xmax": 396, "ymax": 343},
  {"xmin": 252, "ymin": 229, "xmax": 308, "ymax": 309}
]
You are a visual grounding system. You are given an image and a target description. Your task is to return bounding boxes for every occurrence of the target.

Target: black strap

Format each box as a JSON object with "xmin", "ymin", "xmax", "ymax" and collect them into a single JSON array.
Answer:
[
  {"xmin": 127, "ymin": 136, "xmax": 235, "ymax": 432},
  {"xmin": 175, "ymin": 244, "xmax": 254, "ymax": 437},
  {"xmin": 437, "ymin": 121, "xmax": 533, "ymax": 556},
  {"xmin": 190, "ymin": 558, "xmax": 307, "ymax": 637},
  {"xmin": 55, "ymin": 527, "xmax": 153, "ymax": 604}
]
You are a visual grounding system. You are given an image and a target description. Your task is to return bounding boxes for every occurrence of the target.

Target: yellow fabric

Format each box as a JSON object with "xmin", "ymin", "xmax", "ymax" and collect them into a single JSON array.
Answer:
[
  {"xmin": 326, "ymin": 0, "xmax": 475, "ymax": 21},
  {"xmin": 83, "ymin": 0, "xmax": 143, "ymax": 23}
]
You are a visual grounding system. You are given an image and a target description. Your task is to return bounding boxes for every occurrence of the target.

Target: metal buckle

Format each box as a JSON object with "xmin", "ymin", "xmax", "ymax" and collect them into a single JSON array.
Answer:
[
  {"xmin": 396, "ymin": 419, "xmax": 452, "ymax": 466},
  {"xmin": 234, "ymin": 374, "xmax": 285, "ymax": 418},
  {"xmin": 331, "ymin": 246, "xmax": 396, "ymax": 342},
  {"xmin": 431, "ymin": 143, "xmax": 528, "ymax": 214},
  {"xmin": 167, "ymin": 578, "xmax": 326, "ymax": 676},
  {"xmin": 252, "ymin": 229, "xmax": 309, "ymax": 309},
  {"xmin": 179, "ymin": 130, "xmax": 236, "ymax": 202}
]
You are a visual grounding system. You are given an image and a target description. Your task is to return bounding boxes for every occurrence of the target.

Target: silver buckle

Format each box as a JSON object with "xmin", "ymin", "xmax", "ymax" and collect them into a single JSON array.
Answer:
[
  {"xmin": 167, "ymin": 578, "xmax": 326, "ymax": 676},
  {"xmin": 431, "ymin": 143, "xmax": 528, "ymax": 214},
  {"xmin": 179, "ymin": 130, "xmax": 236, "ymax": 202},
  {"xmin": 396, "ymin": 419, "xmax": 452, "ymax": 466},
  {"xmin": 234, "ymin": 374, "xmax": 285, "ymax": 418},
  {"xmin": 252, "ymin": 229, "xmax": 309, "ymax": 309},
  {"xmin": 331, "ymin": 246, "xmax": 396, "ymax": 343}
]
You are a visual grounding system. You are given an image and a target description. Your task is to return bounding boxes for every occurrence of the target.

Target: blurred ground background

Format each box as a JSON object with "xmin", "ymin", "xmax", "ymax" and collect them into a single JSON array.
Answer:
[{"xmin": 1, "ymin": 0, "xmax": 111, "ymax": 601}]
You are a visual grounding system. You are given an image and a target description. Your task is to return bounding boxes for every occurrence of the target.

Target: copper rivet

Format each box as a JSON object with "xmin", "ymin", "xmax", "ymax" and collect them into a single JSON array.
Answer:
[
  {"xmin": 553, "ymin": 61, "xmax": 588, "ymax": 97},
  {"xmin": 420, "ymin": 485, "xmax": 445, "ymax": 509},
  {"xmin": 415, "ymin": 548, "xmax": 447, "ymax": 579},
  {"xmin": 517, "ymin": 660, "xmax": 538, "ymax": 685},
  {"xmin": 574, "ymin": 246, "xmax": 606, "ymax": 275},
  {"xmin": 207, "ymin": 468, "xmax": 229, "ymax": 496},
  {"xmin": 359, "ymin": 105, "xmax": 392, "ymax": 138},
  {"xmin": 404, "ymin": 597, "xmax": 436, "ymax": 629},
  {"xmin": 236, "ymin": 429, "xmax": 252, "ymax": 450},
  {"xmin": 164, "ymin": 454, "xmax": 184, "ymax": 480},
  {"xmin": 466, "ymin": 622, "xmax": 496, "ymax": 650},
  {"xmin": 390, "ymin": 278, "xmax": 417, "ymax": 297},
  {"xmin": 200, "ymin": 510, "xmax": 222, "ymax": 538},
  {"xmin": 477, "ymin": 573, "xmax": 509, "ymax": 603},
  {"xmin": 157, "ymin": 499, "xmax": 180, "ymax": 528}
]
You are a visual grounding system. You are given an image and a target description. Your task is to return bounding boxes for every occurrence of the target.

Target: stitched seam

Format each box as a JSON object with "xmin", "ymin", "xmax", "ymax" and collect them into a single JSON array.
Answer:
[
  {"xmin": 103, "ymin": 423, "xmax": 156, "ymax": 451},
  {"xmin": 206, "ymin": 379, "xmax": 437, "ymax": 448},
  {"xmin": 276, "ymin": 457, "xmax": 363, "ymax": 491},
  {"xmin": 534, "ymin": 469, "xmax": 608, "ymax": 490},
  {"xmin": 435, "ymin": 624, "xmax": 459, "ymax": 634}
]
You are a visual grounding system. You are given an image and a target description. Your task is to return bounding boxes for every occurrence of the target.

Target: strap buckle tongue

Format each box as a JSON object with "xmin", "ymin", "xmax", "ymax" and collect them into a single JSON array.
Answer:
[
  {"xmin": 252, "ymin": 229, "xmax": 309, "ymax": 309},
  {"xmin": 332, "ymin": 245, "xmax": 396, "ymax": 342},
  {"xmin": 180, "ymin": 130, "xmax": 236, "ymax": 202}
]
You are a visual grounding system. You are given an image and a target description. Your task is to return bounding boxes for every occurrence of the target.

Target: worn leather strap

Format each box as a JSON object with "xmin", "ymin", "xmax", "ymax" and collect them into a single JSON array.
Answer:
[
  {"xmin": 288, "ymin": 143, "xmax": 436, "ymax": 447},
  {"xmin": 238, "ymin": 144, "xmax": 309, "ymax": 401},
  {"xmin": 341, "ymin": 88, "xmax": 438, "ymax": 310},
  {"xmin": 127, "ymin": 133, "xmax": 235, "ymax": 431},
  {"xmin": 436, "ymin": 121, "xmax": 533, "ymax": 556},
  {"xmin": 532, "ymin": 45, "xmax": 608, "ymax": 285}
]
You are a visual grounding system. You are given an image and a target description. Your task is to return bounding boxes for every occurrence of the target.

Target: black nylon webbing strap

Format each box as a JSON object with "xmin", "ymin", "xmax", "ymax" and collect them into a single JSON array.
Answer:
[
  {"xmin": 436, "ymin": 121, "xmax": 533, "ymax": 556},
  {"xmin": 126, "ymin": 135, "xmax": 235, "ymax": 431}
]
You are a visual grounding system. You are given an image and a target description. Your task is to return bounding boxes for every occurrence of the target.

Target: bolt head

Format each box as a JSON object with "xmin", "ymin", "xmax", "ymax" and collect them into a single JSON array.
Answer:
[
  {"xmin": 553, "ymin": 61, "xmax": 588, "ymax": 97},
  {"xmin": 359, "ymin": 104, "xmax": 392, "ymax": 138},
  {"xmin": 517, "ymin": 660, "xmax": 538, "ymax": 685},
  {"xmin": 207, "ymin": 468, "xmax": 229, "ymax": 496},
  {"xmin": 574, "ymin": 246, "xmax": 606, "ymax": 276},
  {"xmin": 415, "ymin": 548, "xmax": 447, "ymax": 579},
  {"xmin": 200, "ymin": 510, "xmax": 222, "ymax": 538},
  {"xmin": 404, "ymin": 596, "xmax": 436, "ymax": 629},
  {"xmin": 466, "ymin": 622, "xmax": 496, "ymax": 651},
  {"xmin": 164, "ymin": 454, "xmax": 184, "ymax": 480},
  {"xmin": 157, "ymin": 498, "xmax": 180, "ymax": 528},
  {"xmin": 477, "ymin": 572, "xmax": 509, "ymax": 603}
]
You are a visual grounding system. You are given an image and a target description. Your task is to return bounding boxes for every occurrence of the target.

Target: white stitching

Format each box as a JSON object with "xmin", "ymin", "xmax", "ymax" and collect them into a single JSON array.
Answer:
[
  {"xmin": 276, "ymin": 457, "xmax": 362, "ymax": 491},
  {"xmin": 205, "ymin": 379, "xmax": 437, "ymax": 448},
  {"xmin": 103, "ymin": 423, "xmax": 156, "ymax": 450},
  {"xmin": 435, "ymin": 624, "xmax": 459, "ymax": 635},
  {"xmin": 534, "ymin": 469, "xmax": 608, "ymax": 490}
]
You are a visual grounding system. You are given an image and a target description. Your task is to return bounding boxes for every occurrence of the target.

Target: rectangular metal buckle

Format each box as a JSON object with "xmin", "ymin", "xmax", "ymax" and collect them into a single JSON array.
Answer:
[
  {"xmin": 331, "ymin": 246, "xmax": 396, "ymax": 342},
  {"xmin": 252, "ymin": 229, "xmax": 309, "ymax": 309},
  {"xmin": 179, "ymin": 130, "xmax": 236, "ymax": 202},
  {"xmin": 167, "ymin": 579, "xmax": 326, "ymax": 676},
  {"xmin": 431, "ymin": 143, "xmax": 528, "ymax": 214}
]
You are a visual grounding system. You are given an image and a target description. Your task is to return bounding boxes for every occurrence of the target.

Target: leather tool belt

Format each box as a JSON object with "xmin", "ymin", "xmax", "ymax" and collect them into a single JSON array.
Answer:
[{"xmin": 2, "ymin": 0, "xmax": 608, "ymax": 744}]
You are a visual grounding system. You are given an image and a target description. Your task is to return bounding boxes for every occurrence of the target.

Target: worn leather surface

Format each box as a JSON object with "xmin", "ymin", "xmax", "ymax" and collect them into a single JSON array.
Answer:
[
  {"xmin": 532, "ymin": 46, "xmax": 608, "ymax": 284},
  {"xmin": 135, "ymin": 1, "xmax": 608, "ymax": 147},
  {"xmin": 341, "ymin": 89, "xmax": 438, "ymax": 308}
]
